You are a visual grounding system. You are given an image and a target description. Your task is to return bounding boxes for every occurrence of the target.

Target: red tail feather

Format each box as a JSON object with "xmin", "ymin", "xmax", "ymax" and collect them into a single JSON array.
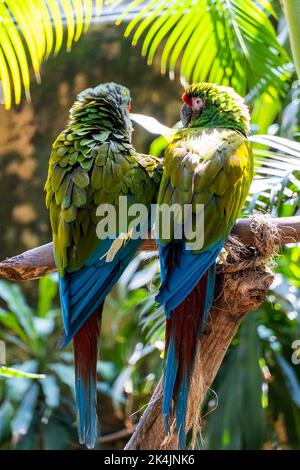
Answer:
[
  {"xmin": 164, "ymin": 274, "xmax": 208, "ymax": 447},
  {"xmin": 166, "ymin": 273, "xmax": 208, "ymax": 395},
  {"xmin": 73, "ymin": 305, "xmax": 103, "ymax": 448}
]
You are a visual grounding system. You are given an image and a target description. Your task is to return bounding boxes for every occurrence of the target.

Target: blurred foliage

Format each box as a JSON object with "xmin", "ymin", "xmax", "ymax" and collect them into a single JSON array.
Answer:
[
  {"xmin": 130, "ymin": 44, "xmax": 300, "ymax": 449},
  {"xmin": 0, "ymin": 259, "xmax": 162, "ymax": 449},
  {"xmin": 0, "ymin": 275, "xmax": 77, "ymax": 449},
  {"xmin": 140, "ymin": 77, "xmax": 300, "ymax": 447}
]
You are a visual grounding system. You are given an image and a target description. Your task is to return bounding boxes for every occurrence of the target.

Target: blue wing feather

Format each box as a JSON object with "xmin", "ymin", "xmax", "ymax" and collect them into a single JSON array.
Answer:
[
  {"xmin": 156, "ymin": 240, "xmax": 223, "ymax": 312},
  {"xmin": 58, "ymin": 237, "xmax": 142, "ymax": 348}
]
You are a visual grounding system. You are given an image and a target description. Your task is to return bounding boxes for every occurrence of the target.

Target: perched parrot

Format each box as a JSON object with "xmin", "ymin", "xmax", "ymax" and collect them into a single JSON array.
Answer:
[
  {"xmin": 45, "ymin": 83, "xmax": 162, "ymax": 448},
  {"xmin": 156, "ymin": 83, "xmax": 253, "ymax": 448}
]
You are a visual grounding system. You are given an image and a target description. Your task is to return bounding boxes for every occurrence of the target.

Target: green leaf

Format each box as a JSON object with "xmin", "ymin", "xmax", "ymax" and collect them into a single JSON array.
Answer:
[
  {"xmin": 0, "ymin": 308, "xmax": 29, "ymax": 345},
  {"xmin": 0, "ymin": 1, "xmax": 103, "ymax": 109},
  {"xmin": 37, "ymin": 275, "xmax": 58, "ymax": 318},
  {"xmin": 117, "ymin": 0, "xmax": 291, "ymax": 98},
  {"xmin": 42, "ymin": 417, "xmax": 72, "ymax": 450},
  {"xmin": 12, "ymin": 383, "xmax": 39, "ymax": 437},
  {"xmin": 203, "ymin": 315, "xmax": 266, "ymax": 450},
  {"xmin": 0, "ymin": 366, "xmax": 45, "ymax": 379},
  {"xmin": 0, "ymin": 281, "xmax": 37, "ymax": 343}
]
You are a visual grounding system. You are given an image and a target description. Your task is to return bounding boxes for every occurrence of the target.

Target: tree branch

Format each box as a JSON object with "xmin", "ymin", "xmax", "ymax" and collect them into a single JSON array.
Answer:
[
  {"xmin": 0, "ymin": 217, "xmax": 299, "ymax": 282},
  {"xmin": 123, "ymin": 216, "xmax": 300, "ymax": 450},
  {"xmin": 125, "ymin": 266, "xmax": 274, "ymax": 449}
]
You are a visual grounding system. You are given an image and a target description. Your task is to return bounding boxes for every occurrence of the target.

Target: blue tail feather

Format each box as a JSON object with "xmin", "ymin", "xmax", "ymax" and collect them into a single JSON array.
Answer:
[
  {"xmin": 159, "ymin": 240, "xmax": 222, "ymax": 449},
  {"xmin": 176, "ymin": 373, "xmax": 188, "ymax": 449},
  {"xmin": 162, "ymin": 335, "xmax": 178, "ymax": 430},
  {"xmin": 73, "ymin": 308, "xmax": 102, "ymax": 449}
]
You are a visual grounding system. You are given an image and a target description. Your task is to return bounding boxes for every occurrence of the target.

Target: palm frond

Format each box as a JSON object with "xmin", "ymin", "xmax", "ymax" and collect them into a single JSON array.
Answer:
[
  {"xmin": 248, "ymin": 135, "xmax": 300, "ymax": 215},
  {"xmin": 0, "ymin": 1, "xmax": 102, "ymax": 109},
  {"xmin": 117, "ymin": 0, "xmax": 291, "ymax": 98}
]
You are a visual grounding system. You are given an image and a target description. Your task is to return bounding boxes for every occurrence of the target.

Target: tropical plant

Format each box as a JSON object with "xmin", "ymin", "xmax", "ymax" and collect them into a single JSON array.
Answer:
[
  {"xmin": 135, "ymin": 171, "xmax": 300, "ymax": 450},
  {"xmin": 0, "ymin": 263, "xmax": 162, "ymax": 449},
  {"xmin": 0, "ymin": 275, "xmax": 78, "ymax": 449},
  {"xmin": 1, "ymin": 0, "xmax": 298, "ymax": 109},
  {"xmin": 116, "ymin": 0, "xmax": 292, "ymax": 100},
  {"xmin": 0, "ymin": 0, "xmax": 102, "ymax": 109}
]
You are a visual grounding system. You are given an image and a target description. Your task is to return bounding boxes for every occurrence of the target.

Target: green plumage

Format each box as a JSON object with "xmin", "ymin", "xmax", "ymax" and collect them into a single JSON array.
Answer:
[
  {"xmin": 45, "ymin": 83, "xmax": 162, "ymax": 275},
  {"xmin": 157, "ymin": 83, "xmax": 253, "ymax": 249},
  {"xmin": 157, "ymin": 83, "xmax": 253, "ymax": 450}
]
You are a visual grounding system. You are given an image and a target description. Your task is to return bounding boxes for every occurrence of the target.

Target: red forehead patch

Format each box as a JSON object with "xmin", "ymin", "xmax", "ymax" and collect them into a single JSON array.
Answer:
[{"xmin": 182, "ymin": 92, "xmax": 192, "ymax": 106}]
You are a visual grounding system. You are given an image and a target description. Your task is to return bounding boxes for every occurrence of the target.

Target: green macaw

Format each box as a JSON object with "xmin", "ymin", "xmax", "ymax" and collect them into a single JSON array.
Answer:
[
  {"xmin": 45, "ymin": 83, "xmax": 162, "ymax": 448},
  {"xmin": 155, "ymin": 83, "xmax": 253, "ymax": 448}
]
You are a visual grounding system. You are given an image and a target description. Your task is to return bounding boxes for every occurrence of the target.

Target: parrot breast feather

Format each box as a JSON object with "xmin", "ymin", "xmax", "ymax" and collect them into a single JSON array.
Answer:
[
  {"xmin": 157, "ymin": 127, "xmax": 253, "ymax": 249},
  {"xmin": 156, "ymin": 126, "xmax": 253, "ymax": 311}
]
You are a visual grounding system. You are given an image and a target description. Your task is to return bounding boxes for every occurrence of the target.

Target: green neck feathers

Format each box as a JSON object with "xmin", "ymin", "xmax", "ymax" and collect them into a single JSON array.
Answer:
[
  {"xmin": 68, "ymin": 83, "xmax": 132, "ymax": 140},
  {"xmin": 186, "ymin": 83, "xmax": 250, "ymax": 137}
]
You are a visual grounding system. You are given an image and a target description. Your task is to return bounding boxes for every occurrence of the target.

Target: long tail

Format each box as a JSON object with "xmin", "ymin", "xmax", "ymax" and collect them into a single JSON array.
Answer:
[
  {"xmin": 73, "ymin": 305, "xmax": 103, "ymax": 449},
  {"xmin": 163, "ymin": 264, "xmax": 216, "ymax": 449}
]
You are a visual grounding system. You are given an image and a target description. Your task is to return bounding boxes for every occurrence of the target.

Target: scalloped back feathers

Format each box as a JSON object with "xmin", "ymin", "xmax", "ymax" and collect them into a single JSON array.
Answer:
[{"xmin": 45, "ymin": 82, "xmax": 162, "ymax": 448}]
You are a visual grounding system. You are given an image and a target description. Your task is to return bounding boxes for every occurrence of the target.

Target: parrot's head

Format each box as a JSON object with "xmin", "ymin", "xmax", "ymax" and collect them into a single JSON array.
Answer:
[
  {"xmin": 100, "ymin": 82, "xmax": 133, "ymax": 135},
  {"xmin": 181, "ymin": 83, "xmax": 250, "ymax": 136},
  {"xmin": 71, "ymin": 82, "xmax": 133, "ymax": 136}
]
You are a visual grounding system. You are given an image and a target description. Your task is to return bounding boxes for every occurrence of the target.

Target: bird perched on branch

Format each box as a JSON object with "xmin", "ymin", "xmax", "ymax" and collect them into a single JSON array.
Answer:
[
  {"xmin": 156, "ymin": 83, "xmax": 253, "ymax": 448},
  {"xmin": 45, "ymin": 83, "xmax": 162, "ymax": 448}
]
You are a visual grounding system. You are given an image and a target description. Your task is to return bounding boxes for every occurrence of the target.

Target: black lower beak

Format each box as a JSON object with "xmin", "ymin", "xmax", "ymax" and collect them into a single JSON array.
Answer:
[{"xmin": 181, "ymin": 103, "xmax": 192, "ymax": 127}]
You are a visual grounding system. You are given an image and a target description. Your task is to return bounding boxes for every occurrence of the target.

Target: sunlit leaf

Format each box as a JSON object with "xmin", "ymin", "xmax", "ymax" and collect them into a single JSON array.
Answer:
[
  {"xmin": 0, "ymin": 1, "xmax": 103, "ymax": 109},
  {"xmin": 0, "ymin": 366, "xmax": 45, "ymax": 379},
  {"xmin": 117, "ymin": 0, "xmax": 292, "ymax": 98}
]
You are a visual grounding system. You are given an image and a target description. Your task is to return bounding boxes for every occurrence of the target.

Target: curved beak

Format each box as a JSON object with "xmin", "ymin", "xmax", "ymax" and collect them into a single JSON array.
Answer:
[{"xmin": 181, "ymin": 103, "xmax": 192, "ymax": 127}]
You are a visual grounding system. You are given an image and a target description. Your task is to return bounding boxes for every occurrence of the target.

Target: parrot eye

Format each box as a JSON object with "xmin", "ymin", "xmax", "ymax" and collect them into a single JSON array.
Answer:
[
  {"xmin": 126, "ymin": 102, "xmax": 132, "ymax": 113},
  {"xmin": 191, "ymin": 96, "xmax": 204, "ymax": 112}
]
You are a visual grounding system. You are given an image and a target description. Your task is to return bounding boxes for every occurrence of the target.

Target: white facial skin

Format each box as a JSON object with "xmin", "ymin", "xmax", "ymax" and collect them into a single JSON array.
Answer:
[
  {"xmin": 191, "ymin": 96, "xmax": 204, "ymax": 112},
  {"xmin": 181, "ymin": 94, "xmax": 205, "ymax": 126}
]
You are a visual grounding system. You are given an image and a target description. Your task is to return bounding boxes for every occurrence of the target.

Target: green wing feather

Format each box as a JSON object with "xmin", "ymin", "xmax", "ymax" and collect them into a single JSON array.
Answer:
[
  {"xmin": 46, "ymin": 97, "xmax": 162, "ymax": 276},
  {"xmin": 157, "ymin": 127, "xmax": 253, "ymax": 249}
]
